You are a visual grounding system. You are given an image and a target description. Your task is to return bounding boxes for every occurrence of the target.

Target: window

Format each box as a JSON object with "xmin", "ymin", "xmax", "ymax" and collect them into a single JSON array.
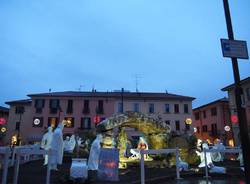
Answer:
[
  {"xmin": 133, "ymin": 103, "xmax": 139, "ymax": 112},
  {"xmin": 211, "ymin": 107, "xmax": 217, "ymax": 116},
  {"xmin": 195, "ymin": 112, "xmax": 200, "ymax": 120},
  {"xmin": 81, "ymin": 117, "xmax": 91, "ymax": 129},
  {"xmin": 175, "ymin": 120, "xmax": 180, "ymax": 131},
  {"xmin": 64, "ymin": 117, "xmax": 74, "ymax": 128},
  {"xmin": 203, "ymin": 111, "xmax": 206, "ymax": 118},
  {"xmin": 15, "ymin": 122, "xmax": 20, "ymax": 130},
  {"xmin": 83, "ymin": 100, "xmax": 90, "ymax": 114},
  {"xmin": 202, "ymin": 125, "xmax": 208, "ymax": 132},
  {"xmin": 149, "ymin": 103, "xmax": 154, "ymax": 113},
  {"xmin": 15, "ymin": 106, "xmax": 24, "ymax": 114},
  {"xmin": 174, "ymin": 104, "xmax": 179, "ymax": 113},
  {"xmin": 33, "ymin": 117, "xmax": 43, "ymax": 127},
  {"xmin": 165, "ymin": 104, "xmax": 170, "ymax": 113},
  {"xmin": 66, "ymin": 100, "xmax": 73, "ymax": 114},
  {"xmin": 48, "ymin": 117, "xmax": 58, "ymax": 128},
  {"xmin": 49, "ymin": 99, "xmax": 59, "ymax": 114},
  {"xmin": 34, "ymin": 99, "xmax": 45, "ymax": 113},
  {"xmin": 211, "ymin": 123, "xmax": 217, "ymax": 135},
  {"xmin": 184, "ymin": 104, "xmax": 189, "ymax": 113},
  {"xmin": 165, "ymin": 120, "xmax": 170, "ymax": 125},
  {"xmin": 96, "ymin": 100, "xmax": 104, "ymax": 114},
  {"xmin": 185, "ymin": 123, "xmax": 190, "ymax": 130},
  {"xmin": 118, "ymin": 102, "xmax": 123, "ymax": 113},
  {"xmin": 246, "ymin": 88, "xmax": 250, "ymax": 101}
]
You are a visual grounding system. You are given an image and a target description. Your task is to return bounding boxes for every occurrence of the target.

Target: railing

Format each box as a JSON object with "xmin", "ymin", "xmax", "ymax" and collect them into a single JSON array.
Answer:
[
  {"xmin": 203, "ymin": 147, "xmax": 242, "ymax": 178},
  {"xmin": 0, "ymin": 147, "xmax": 11, "ymax": 184},
  {"xmin": 140, "ymin": 148, "xmax": 181, "ymax": 184},
  {"xmin": 0, "ymin": 146, "xmax": 56, "ymax": 184}
]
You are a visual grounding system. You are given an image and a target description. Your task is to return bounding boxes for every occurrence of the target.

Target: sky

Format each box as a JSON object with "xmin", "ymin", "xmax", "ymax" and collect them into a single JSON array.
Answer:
[{"xmin": 0, "ymin": 0, "xmax": 250, "ymax": 108}]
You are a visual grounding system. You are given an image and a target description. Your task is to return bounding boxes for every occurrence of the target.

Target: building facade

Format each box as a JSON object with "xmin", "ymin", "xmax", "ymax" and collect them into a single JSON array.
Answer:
[
  {"xmin": 193, "ymin": 98, "xmax": 234, "ymax": 146},
  {"xmin": 221, "ymin": 76, "xmax": 250, "ymax": 146},
  {"xmin": 4, "ymin": 91, "xmax": 195, "ymax": 145},
  {"xmin": 0, "ymin": 106, "xmax": 9, "ymax": 145}
]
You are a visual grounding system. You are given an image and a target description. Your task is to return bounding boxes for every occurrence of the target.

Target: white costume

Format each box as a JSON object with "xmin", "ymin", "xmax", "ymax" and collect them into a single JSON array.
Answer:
[
  {"xmin": 211, "ymin": 140, "xmax": 225, "ymax": 162},
  {"xmin": 41, "ymin": 126, "xmax": 53, "ymax": 165},
  {"xmin": 88, "ymin": 134, "xmax": 102, "ymax": 170},
  {"xmin": 198, "ymin": 143, "xmax": 213, "ymax": 168},
  {"xmin": 50, "ymin": 122, "xmax": 64, "ymax": 170},
  {"xmin": 64, "ymin": 135, "xmax": 76, "ymax": 153}
]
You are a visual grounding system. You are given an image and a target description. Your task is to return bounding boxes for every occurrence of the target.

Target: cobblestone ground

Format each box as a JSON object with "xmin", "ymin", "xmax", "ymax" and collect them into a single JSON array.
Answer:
[{"xmin": 0, "ymin": 156, "xmax": 246, "ymax": 184}]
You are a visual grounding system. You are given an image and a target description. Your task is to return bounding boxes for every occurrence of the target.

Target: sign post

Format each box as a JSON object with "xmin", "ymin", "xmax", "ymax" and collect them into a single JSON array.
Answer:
[{"xmin": 222, "ymin": 0, "xmax": 250, "ymax": 183}]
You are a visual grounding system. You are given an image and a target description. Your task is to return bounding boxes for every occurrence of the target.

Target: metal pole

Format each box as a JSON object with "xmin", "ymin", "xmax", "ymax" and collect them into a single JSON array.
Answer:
[
  {"xmin": 140, "ymin": 150, "xmax": 145, "ymax": 184},
  {"xmin": 121, "ymin": 88, "xmax": 124, "ymax": 113},
  {"xmin": 222, "ymin": 0, "xmax": 250, "ymax": 182},
  {"xmin": 175, "ymin": 148, "xmax": 181, "ymax": 180},
  {"xmin": 204, "ymin": 149, "xmax": 209, "ymax": 178},
  {"xmin": 13, "ymin": 151, "xmax": 20, "ymax": 184},
  {"xmin": 1, "ymin": 148, "xmax": 10, "ymax": 184}
]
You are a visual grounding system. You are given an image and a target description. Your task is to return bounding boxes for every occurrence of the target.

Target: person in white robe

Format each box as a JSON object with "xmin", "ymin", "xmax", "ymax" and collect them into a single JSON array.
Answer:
[
  {"xmin": 50, "ymin": 121, "xmax": 65, "ymax": 170},
  {"xmin": 198, "ymin": 142, "xmax": 213, "ymax": 168},
  {"xmin": 41, "ymin": 126, "xmax": 53, "ymax": 165},
  {"xmin": 88, "ymin": 134, "xmax": 103, "ymax": 170}
]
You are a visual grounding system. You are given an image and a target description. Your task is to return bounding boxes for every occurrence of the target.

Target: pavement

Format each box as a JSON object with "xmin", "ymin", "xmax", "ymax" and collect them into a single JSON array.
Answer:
[{"xmin": 0, "ymin": 156, "xmax": 246, "ymax": 184}]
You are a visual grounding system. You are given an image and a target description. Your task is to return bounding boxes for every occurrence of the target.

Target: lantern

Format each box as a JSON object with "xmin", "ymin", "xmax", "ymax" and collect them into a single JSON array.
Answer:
[
  {"xmin": 1, "ymin": 127, "xmax": 7, "ymax": 133},
  {"xmin": 185, "ymin": 118, "xmax": 192, "ymax": 125},
  {"xmin": 33, "ymin": 118, "xmax": 40, "ymax": 125},
  {"xmin": 94, "ymin": 115, "xmax": 101, "ymax": 124},
  {"xmin": 231, "ymin": 114, "xmax": 238, "ymax": 124},
  {"xmin": 224, "ymin": 125, "xmax": 231, "ymax": 132},
  {"xmin": 0, "ymin": 118, "xmax": 6, "ymax": 125}
]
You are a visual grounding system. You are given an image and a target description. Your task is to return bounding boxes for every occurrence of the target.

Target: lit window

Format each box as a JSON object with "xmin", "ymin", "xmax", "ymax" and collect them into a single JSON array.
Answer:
[{"xmin": 64, "ymin": 117, "xmax": 74, "ymax": 128}]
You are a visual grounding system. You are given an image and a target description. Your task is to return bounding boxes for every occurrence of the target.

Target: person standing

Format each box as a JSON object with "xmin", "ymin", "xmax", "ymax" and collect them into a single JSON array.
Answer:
[
  {"xmin": 41, "ymin": 126, "xmax": 53, "ymax": 165},
  {"xmin": 50, "ymin": 120, "xmax": 66, "ymax": 170}
]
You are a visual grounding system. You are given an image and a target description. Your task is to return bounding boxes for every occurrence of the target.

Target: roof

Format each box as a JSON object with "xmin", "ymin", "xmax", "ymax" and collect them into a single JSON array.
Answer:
[
  {"xmin": 221, "ymin": 77, "xmax": 250, "ymax": 91},
  {"xmin": 5, "ymin": 99, "xmax": 32, "ymax": 105},
  {"xmin": 27, "ymin": 91, "xmax": 195, "ymax": 101},
  {"xmin": 193, "ymin": 97, "xmax": 228, "ymax": 111},
  {"xmin": 0, "ymin": 106, "xmax": 9, "ymax": 112}
]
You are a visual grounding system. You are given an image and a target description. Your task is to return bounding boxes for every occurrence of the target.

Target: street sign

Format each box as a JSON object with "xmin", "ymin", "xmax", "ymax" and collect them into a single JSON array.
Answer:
[{"xmin": 221, "ymin": 39, "xmax": 249, "ymax": 59}]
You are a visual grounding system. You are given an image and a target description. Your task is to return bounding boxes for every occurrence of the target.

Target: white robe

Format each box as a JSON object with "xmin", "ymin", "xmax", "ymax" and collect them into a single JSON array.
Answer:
[
  {"xmin": 88, "ymin": 134, "xmax": 102, "ymax": 170},
  {"xmin": 41, "ymin": 127, "xmax": 53, "ymax": 165},
  {"xmin": 198, "ymin": 143, "xmax": 213, "ymax": 168},
  {"xmin": 50, "ymin": 123, "xmax": 64, "ymax": 166}
]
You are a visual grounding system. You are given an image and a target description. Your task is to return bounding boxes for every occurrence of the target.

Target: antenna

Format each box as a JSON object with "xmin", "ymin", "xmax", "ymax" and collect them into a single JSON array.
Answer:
[
  {"xmin": 134, "ymin": 74, "xmax": 142, "ymax": 92},
  {"xmin": 78, "ymin": 85, "xmax": 84, "ymax": 91},
  {"xmin": 49, "ymin": 88, "xmax": 52, "ymax": 92}
]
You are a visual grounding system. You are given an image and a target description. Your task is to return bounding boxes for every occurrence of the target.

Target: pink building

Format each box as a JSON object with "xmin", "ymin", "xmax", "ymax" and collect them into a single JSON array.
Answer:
[
  {"xmin": 5, "ymin": 91, "xmax": 195, "ymax": 145},
  {"xmin": 0, "ymin": 106, "xmax": 9, "ymax": 145},
  {"xmin": 193, "ymin": 98, "xmax": 234, "ymax": 146},
  {"xmin": 221, "ymin": 76, "xmax": 250, "ymax": 146}
]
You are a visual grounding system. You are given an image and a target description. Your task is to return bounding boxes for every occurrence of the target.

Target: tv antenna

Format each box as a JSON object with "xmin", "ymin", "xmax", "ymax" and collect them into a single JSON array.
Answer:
[{"xmin": 133, "ymin": 74, "xmax": 142, "ymax": 92}]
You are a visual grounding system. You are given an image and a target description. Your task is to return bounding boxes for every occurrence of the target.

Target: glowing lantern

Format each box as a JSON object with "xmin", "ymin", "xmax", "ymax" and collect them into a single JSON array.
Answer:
[
  {"xmin": 11, "ymin": 135, "xmax": 17, "ymax": 145},
  {"xmin": 185, "ymin": 118, "xmax": 192, "ymax": 125},
  {"xmin": 0, "ymin": 118, "xmax": 6, "ymax": 125},
  {"xmin": 224, "ymin": 125, "xmax": 231, "ymax": 132},
  {"xmin": 94, "ymin": 115, "xmax": 101, "ymax": 124},
  {"xmin": 1, "ymin": 127, "xmax": 7, "ymax": 133},
  {"xmin": 231, "ymin": 114, "xmax": 238, "ymax": 124},
  {"xmin": 33, "ymin": 118, "xmax": 40, "ymax": 125}
]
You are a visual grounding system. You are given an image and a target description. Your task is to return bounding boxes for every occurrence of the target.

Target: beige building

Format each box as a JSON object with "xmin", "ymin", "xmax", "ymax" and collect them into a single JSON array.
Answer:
[
  {"xmin": 5, "ymin": 91, "xmax": 195, "ymax": 145},
  {"xmin": 221, "ymin": 77, "xmax": 250, "ymax": 146}
]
